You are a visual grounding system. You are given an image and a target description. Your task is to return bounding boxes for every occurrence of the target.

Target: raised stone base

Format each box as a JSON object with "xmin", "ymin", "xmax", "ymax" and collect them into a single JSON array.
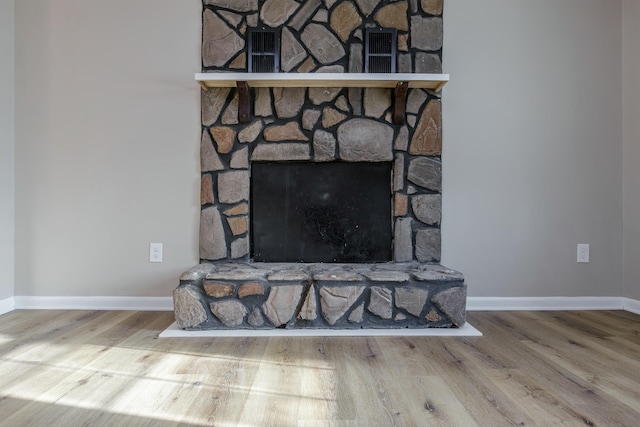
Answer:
[{"xmin": 174, "ymin": 262, "xmax": 466, "ymax": 330}]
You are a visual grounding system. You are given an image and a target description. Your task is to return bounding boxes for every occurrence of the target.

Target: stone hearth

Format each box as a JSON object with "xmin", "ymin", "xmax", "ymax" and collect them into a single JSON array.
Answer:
[
  {"xmin": 175, "ymin": 262, "xmax": 466, "ymax": 329},
  {"xmin": 173, "ymin": 0, "xmax": 467, "ymax": 331}
]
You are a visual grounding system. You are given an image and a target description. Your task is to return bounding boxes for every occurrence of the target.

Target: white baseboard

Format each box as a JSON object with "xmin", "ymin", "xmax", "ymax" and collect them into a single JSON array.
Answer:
[
  {"xmin": 13, "ymin": 296, "xmax": 173, "ymax": 311},
  {"xmin": 0, "ymin": 297, "xmax": 15, "ymax": 315},
  {"xmin": 623, "ymin": 298, "xmax": 640, "ymax": 315},
  {"xmin": 467, "ymin": 296, "xmax": 625, "ymax": 311}
]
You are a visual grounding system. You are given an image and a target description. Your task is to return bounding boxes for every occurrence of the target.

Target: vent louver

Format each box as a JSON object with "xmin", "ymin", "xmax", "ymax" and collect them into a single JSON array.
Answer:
[
  {"xmin": 248, "ymin": 29, "xmax": 279, "ymax": 73},
  {"xmin": 365, "ymin": 29, "xmax": 396, "ymax": 73}
]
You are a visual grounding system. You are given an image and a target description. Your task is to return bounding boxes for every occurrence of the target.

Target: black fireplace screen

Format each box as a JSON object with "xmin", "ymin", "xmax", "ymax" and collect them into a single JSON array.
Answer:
[{"xmin": 251, "ymin": 162, "xmax": 392, "ymax": 263}]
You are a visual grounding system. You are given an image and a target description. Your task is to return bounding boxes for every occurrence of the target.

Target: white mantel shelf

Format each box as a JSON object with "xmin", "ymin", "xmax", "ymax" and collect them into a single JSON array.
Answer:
[
  {"xmin": 195, "ymin": 72, "xmax": 449, "ymax": 91},
  {"xmin": 196, "ymin": 72, "xmax": 449, "ymax": 124}
]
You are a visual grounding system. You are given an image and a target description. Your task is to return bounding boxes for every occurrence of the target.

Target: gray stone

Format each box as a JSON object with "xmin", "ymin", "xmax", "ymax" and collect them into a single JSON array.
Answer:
[
  {"xmin": 260, "ymin": 0, "xmax": 300, "ymax": 27},
  {"xmin": 337, "ymin": 119, "xmax": 394, "ymax": 161},
  {"xmin": 301, "ymin": 23, "xmax": 346, "ymax": 64},
  {"xmin": 200, "ymin": 207, "xmax": 227, "ymax": 261},
  {"xmin": 173, "ymin": 285, "xmax": 208, "ymax": 329},
  {"xmin": 313, "ymin": 130, "xmax": 336, "ymax": 162},
  {"xmin": 263, "ymin": 285, "xmax": 304, "ymax": 327},
  {"xmin": 201, "ymin": 130, "xmax": 225, "ymax": 172},
  {"xmin": 395, "ymin": 287, "xmax": 429, "ymax": 317},
  {"xmin": 433, "ymin": 286, "xmax": 467, "ymax": 327},
  {"xmin": 302, "ymin": 109, "xmax": 321, "ymax": 130},
  {"xmin": 355, "ymin": 0, "xmax": 380, "ymax": 16},
  {"xmin": 248, "ymin": 308, "xmax": 264, "ymax": 327},
  {"xmin": 231, "ymin": 236, "xmax": 249, "ymax": 259},
  {"xmin": 412, "ymin": 265, "xmax": 465, "ymax": 282},
  {"xmin": 267, "ymin": 269, "xmax": 309, "ymax": 281},
  {"xmin": 274, "ymin": 87, "xmax": 306, "ymax": 118},
  {"xmin": 230, "ymin": 147, "xmax": 249, "ymax": 169},
  {"xmin": 238, "ymin": 120, "xmax": 263, "ymax": 143},
  {"xmin": 395, "ymin": 313, "xmax": 407, "ymax": 321},
  {"xmin": 407, "ymin": 185, "xmax": 417, "ymax": 195},
  {"xmin": 264, "ymin": 121, "xmax": 308, "ymax": 141},
  {"xmin": 207, "ymin": 268, "xmax": 272, "ymax": 281},
  {"xmin": 316, "ymin": 65, "xmax": 344, "ymax": 73},
  {"xmin": 204, "ymin": 0, "xmax": 258, "ymax": 12},
  {"xmin": 281, "ymin": 28, "xmax": 307, "ymax": 72},
  {"xmin": 203, "ymin": 10, "xmax": 245, "ymax": 67},
  {"xmin": 313, "ymin": 8, "xmax": 329, "ymax": 23},
  {"xmin": 406, "ymin": 89, "xmax": 428, "ymax": 115},
  {"xmin": 313, "ymin": 270, "xmax": 364, "ymax": 281},
  {"xmin": 309, "ymin": 87, "xmax": 342, "ymax": 105},
  {"xmin": 348, "ymin": 88, "xmax": 362, "ymax": 115},
  {"xmin": 319, "ymin": 286, "xmax": 365, "ymax": 325},
  {"xmin": 407, "ymin": 157, "xmax": 441, "ymax": 191},
  {"xmin": 298, "ymin": 285, "xmax": 318, "ymax": 320},
  {"xmin": 202, "ymin": 87, "xmax": 231, "ymax": 126},
  {"xmin": 348, "ymin": 303, "xmax": 365, "ymax": 323},
  {"xmin": 349, "ymin": 43, "xmax": 363, "ymax": 73},
  {"xmin": 218, "ymin": 171, "xmax": 250, "ymax": 203},
  {"xmin": 361, "ymin": 271, "xmax": 410, "ymax": 282},
  {"xmin": 415, "ymin": 52, "xmax": 442, "ymax": 73},
  {"xmin": 290, "ymin": 0, "xmax": 323, "ymax": 30},
  {"xmin": 179, "ymin": 264, "xmax": 215, "ymax": 282},
  {"xmin": 255, "ymin": 88, "xmax": 273, "ymax": 117},
  {"xmin": 395, "ymin": 126, "xmax": 409, "ymax": 152},
  {"xmin": 247, "ymin": 13, "xmax": 258, "ymax": 27},
  {"xmin": 410, "ymin": 0, "xmax": 418, "ymax": 13},
  {"xmin": 411, "ymin": 194, "xmax": 441, "ymax": 225},
  {"xmin": 251, "ymin": 143, "xmax": 311, "ymax": 161},
  {"xmin": 415, "ymin": 228, "xmax": 441, "ymax": 262},
  {"xmin": 322, "ymin": 107, "xmax": 347, "ymax": 128},
  {"xmin": 407, "ymin": 115, "xmax": 417, "ymax": 128},
  {"xmin": 364, "ymin": 88, "xmax": 391, "ymax": 118},
  {"xmin": 335, "ymin": 95, "xmax": 350, "ymax": 112},
  {"xmin": 324, "ymin": 0, "xmax": 337, "ymax": 8},
  {"xmin": 218, "ymin": 10, "xmax": 243, "ymax": 27},
  {"xmin": 393, "ymin": 154, "xmax": 405, "ymax": 192},
  {"xmin": 398, "ymin": 53, "xmax": 412, "ymax": 73},
  {"xmin": 368, "ymin": 287, "xmax": 392, "ymax": 319},
  {"xmin": 410, "ymin": 16, "xmax": 443, "ymax": 51},
  {"xmin": 221, "ymin": 94, "xmax": 239, "ymax": 125},
  {"xmin": 330, "ymin": 1, "xmax": 362, "ymax": 42},
  {"xmin": 210, "ymin": 300, "xmax": 248, "ymax": 327},
  {"xmin": 394, "ymin": 217, "xmax": 413, "ymax": 262}
]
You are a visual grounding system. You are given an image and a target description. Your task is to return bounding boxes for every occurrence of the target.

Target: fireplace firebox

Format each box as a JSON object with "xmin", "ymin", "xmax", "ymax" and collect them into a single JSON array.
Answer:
[{"xmin": 251, "ymin": 162, "xmax": 392, "ymax": 263}]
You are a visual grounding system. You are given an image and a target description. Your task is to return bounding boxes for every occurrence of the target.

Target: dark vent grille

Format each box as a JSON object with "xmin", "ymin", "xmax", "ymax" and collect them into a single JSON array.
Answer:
[
  {"xmin": 365, "ymin": 29, "xmax": 396, "ymax": 73},
  {"xmin": 248, "ymin": 29, "xmax": 279, "ymax": 73}
]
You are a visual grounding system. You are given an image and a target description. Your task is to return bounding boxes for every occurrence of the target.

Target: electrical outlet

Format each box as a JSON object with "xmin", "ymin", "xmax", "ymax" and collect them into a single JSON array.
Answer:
[
  {"xmin": 577, "ymin": 244, "xmax": 589, "ymax": 263},
  {"xmin": 150, "ymin": 243, "xmax": 163, "ymax": 263}
]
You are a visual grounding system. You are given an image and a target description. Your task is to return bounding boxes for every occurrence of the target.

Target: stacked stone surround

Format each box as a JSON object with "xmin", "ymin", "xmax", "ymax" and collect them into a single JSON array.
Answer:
[
  {"xmin": 174, "ymin": 0, "xmax": 466, "ymax": 330},
  {"xmin": 175, "ymin": 262, "xmax": 466, "ymax": 329}
]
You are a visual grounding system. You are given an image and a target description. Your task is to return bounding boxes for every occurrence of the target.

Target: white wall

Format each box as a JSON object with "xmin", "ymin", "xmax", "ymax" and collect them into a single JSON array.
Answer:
[
  {"xmin": 14, "ymin": 0, "xmax": 201, "ymax": 297},
  {"xmin": 623, "ymin": 0, "xmax": 640, "ymax": 300},
  {"xmin": 442, "ymin": 0, "xmax": 623, "ymax": 297},
  {"xmin": 0, "ymin": 0, "xmax": 15, "ymax": 302},
  {"xmin": 12, "ymin": 1, "xmax": 627, "ymax": 300}
]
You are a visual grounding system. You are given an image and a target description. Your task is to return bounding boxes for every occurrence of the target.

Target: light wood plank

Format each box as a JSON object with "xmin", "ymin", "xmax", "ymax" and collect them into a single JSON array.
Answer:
[{"xmin": 1, "ymin": 310, "xmax": 640, "ymax": 426}]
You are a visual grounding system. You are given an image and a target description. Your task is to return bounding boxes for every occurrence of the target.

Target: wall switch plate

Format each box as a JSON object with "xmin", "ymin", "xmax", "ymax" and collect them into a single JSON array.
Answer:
[
  {"xmin": 150, "ymin": 243, "xmax": 163, "ymax": 263},
  {"xmin": 577, "ymin": 244, "xmax": 589, "ymax": 263}
]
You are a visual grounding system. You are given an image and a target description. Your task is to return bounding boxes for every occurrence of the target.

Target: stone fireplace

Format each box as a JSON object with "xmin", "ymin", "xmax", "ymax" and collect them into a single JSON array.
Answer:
[{"xmin": 173, "ymin": 0, "xmax": 467, "ymax": 330}]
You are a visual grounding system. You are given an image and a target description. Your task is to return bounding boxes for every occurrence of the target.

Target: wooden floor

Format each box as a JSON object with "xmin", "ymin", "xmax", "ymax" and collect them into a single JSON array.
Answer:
[{"xmin": 0, "ymin": 310, "xmax": 639, "ymax": 426}]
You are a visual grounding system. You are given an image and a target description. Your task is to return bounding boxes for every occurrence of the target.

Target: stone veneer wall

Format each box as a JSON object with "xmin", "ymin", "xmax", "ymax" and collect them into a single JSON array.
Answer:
[{"xmin": 199, "ymin": 0, "xmax": 444, "ymax": 263}]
